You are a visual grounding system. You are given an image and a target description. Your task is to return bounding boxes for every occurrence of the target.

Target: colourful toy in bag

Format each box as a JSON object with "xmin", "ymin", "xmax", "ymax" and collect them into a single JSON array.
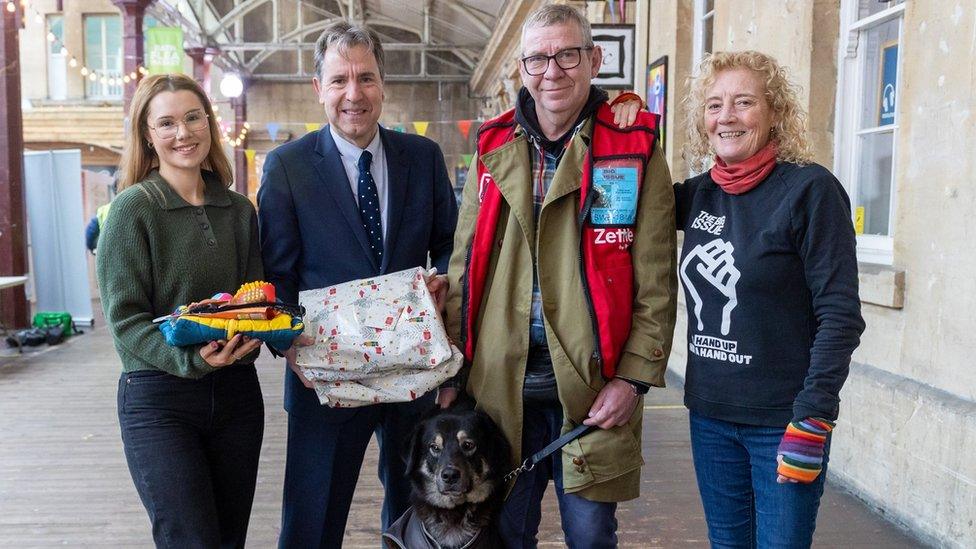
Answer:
[
  {"xmin": 297, "ymin": 267, "xmax": 462, "ymax": 408},
  {"xmin": 156, "ymin": 281, "xmax": 305, "ymax": 350}
]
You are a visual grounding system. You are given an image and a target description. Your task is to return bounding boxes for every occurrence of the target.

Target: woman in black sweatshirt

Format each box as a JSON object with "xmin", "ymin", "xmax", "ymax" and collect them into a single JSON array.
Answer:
[{"xmin": 674, "ymin": 51, "xmax": 865, "ymax": 548}]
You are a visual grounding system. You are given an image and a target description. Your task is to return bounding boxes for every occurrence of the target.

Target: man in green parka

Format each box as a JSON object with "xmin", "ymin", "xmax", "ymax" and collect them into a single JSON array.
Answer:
[{"xmin": 442, "ymin": 4, "xmax": 677, "ymax": 547}]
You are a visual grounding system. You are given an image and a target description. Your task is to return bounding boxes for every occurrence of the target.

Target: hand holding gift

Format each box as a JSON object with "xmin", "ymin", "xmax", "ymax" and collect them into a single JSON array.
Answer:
[
  {"xmin": 156, "ymin": 281, "xmax": 305, "ymax": 353},
  {"xmin": 199, "ymin": 334, "xmax": 263, "ymax": 367},
  {"xmin": 296, "ymin": 267, "xmax": 462, "ymax": 407}
]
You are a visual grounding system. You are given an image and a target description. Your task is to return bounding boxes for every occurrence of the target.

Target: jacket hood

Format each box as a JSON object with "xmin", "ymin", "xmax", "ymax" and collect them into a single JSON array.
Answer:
[{"xmin": 515, "ymin": 85, "xmax": 608, "ymax": 154}]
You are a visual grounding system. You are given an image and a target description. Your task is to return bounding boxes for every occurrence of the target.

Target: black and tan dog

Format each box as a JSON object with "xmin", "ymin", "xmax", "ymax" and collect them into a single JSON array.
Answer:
[{"xmin": 383, "ymin": 403, "xmax": 511, "ymax": 549}]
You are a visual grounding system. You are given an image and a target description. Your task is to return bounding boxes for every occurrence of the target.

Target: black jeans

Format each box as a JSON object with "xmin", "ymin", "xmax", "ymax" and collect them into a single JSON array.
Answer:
[{"xmin": 117, "ymin": 365, "xmax": 265, "ymax": 549}]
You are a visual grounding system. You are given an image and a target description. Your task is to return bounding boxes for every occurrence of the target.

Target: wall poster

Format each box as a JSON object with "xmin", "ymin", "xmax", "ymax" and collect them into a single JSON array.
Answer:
[{"xmin": 646, "ymin": 55, "xmax": 668, "ymax": 151}]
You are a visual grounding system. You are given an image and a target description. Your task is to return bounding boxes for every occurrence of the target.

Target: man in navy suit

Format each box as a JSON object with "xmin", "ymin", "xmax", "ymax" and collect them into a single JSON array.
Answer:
[{"xmin": 257, "ymin": 22, "xmax": 458, "ymax": 548}]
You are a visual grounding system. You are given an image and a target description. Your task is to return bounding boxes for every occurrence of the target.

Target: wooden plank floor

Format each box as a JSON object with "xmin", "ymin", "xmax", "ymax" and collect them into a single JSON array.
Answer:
[{"xmin": 0, "ymin": 322, "xmax": 924, "ymax": 548}]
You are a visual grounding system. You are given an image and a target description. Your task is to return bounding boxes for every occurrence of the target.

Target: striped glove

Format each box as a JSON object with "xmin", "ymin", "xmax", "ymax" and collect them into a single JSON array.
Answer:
[{"xmin": 776, "ymin": 418, "xmax": 834, "ymax": 483}]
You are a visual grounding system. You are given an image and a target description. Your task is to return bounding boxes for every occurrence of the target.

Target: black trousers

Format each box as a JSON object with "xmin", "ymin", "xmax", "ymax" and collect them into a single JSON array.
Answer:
[{"xmin": 117, "ymin": 364, "xmax": 265, "ymax": 549}]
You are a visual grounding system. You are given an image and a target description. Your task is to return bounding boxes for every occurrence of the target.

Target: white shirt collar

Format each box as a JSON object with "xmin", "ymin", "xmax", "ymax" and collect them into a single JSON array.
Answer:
[{"xmin": 330, "ymin": 125, "xmax": 382, "ymax": 163}]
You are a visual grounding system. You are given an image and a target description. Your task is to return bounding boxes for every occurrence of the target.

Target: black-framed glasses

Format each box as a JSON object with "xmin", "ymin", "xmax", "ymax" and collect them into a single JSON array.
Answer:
[
  {"xmin": 520, "ymin": 47, "xmax": 593, "ymax": 76},
  {"xmin": 147, "ymin": 111, "xmax": 210, "ymax": 139}
]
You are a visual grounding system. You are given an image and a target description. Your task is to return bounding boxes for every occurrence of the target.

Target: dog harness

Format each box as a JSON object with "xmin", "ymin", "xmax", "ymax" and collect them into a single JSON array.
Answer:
[
  {"xmin": 461, "ymin": 104, "xmax": 659, "ymax": 379},
  {"xmin": 382, "ymin": 507, "xmax": 499, "ymax": 549}
]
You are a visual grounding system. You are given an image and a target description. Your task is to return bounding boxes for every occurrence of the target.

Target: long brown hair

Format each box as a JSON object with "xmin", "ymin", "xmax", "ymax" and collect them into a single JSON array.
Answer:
[{"xmin": 117, "ymin": 74, "xmax": 232, "ymax": 190}]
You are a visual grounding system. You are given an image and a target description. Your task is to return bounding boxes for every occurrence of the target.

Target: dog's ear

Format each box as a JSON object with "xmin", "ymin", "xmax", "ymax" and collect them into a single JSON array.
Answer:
[
  {"xmin": 403, "ymin": 417, "xmax": 427, "ymax": 477},
  {"xmin": 403, "ymin": 404, "xmax": 446, "ymax": 475},
  {"xmin": 475, "ymin": 409, "xmax": 512, "ymax": 474},
  {"xmin": 446, "ymin": 392, "xmax": 476, "ymax": 412}
]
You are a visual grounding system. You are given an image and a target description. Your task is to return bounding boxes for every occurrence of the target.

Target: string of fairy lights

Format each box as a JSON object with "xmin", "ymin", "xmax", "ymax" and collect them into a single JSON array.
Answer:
[
  {"xmin": 8, "ymin": 0, "xmax": 251, "ymax": 147},
  {"xmin": 8, "ymin": 0, "xmax": 480, "ymax": 149}
]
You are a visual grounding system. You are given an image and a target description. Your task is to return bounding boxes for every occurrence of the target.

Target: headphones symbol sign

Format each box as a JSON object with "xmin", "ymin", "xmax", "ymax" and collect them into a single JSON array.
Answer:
[{"xmin": 881, "ymin": 83, "xmax": 896, "ymax": 122}]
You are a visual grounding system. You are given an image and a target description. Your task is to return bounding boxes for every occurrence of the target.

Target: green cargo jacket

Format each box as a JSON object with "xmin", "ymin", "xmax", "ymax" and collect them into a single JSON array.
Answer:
[{"xmin": 445, "ymin": 117, "xmax": 678, "ymax": 502}]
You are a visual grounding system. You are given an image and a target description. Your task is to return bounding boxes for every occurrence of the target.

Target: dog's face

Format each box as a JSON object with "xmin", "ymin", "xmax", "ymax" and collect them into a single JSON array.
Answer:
[{"xmin": 406, "ymin": 407, "xmax": 510, "ymax": 510}]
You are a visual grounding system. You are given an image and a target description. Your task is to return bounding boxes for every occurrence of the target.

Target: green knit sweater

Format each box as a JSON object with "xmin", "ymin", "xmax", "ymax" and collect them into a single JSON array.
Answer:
[{"xmin": 97, "ymin": 170, "xmax": 263, "ymax": 378}]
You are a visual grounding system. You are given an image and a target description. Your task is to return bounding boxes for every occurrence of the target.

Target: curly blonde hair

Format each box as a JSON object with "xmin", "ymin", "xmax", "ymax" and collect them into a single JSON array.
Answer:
[
  {"xmin": 682, "ymin": 50, "xmax": 814, "ymax": 173},
  {"xmin": 118, "ymin": 74, "xmax": 232, "ymax": 190}
]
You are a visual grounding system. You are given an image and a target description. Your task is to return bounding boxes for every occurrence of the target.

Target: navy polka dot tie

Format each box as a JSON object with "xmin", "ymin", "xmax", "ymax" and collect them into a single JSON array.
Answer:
[{"xmin": 357, "ymin": 150, "xmax": 384, "ymax": 266}]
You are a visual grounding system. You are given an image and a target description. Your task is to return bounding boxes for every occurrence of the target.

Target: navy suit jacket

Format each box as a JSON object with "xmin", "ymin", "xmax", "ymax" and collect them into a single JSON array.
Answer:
[{"xmin": 257, "ymin": 125, "xmax": 458, "ymax": 419}]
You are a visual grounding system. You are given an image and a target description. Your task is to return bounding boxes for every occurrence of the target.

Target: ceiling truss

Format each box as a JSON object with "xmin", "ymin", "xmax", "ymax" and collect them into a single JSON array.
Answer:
[{"xmin": 151, "ymin": 0, "xmax": 494, "ymax": 83}]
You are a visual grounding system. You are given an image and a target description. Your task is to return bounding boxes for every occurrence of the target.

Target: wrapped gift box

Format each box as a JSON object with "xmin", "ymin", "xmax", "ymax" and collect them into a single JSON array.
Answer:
[{"xmin": 297, "ymin": 267, "xmax": 461, "ymax": 407}]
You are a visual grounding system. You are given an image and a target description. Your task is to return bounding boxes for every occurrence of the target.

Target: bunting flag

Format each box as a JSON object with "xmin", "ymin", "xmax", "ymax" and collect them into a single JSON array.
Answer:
[
  {"xmin": 607, "ymin": 0, "xmax": 617, "ymax": 23},
  {"xmin": 245, "ymin": 149, "xmax": 256, "ymax": 164},
  {"xmin": 266, "ymin": 122, "xmax": 281, "ymax": 143},
  {"xmin": 208, "ymin": 120, "xmax": 484, "ymax": 142},
  {"xmin": 462, "ymin": 154, "xmax": 473, "ymax": 167}
]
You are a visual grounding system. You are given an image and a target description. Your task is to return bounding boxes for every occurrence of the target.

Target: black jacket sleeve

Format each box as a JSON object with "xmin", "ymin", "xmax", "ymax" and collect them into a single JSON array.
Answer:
[
  {"xmin": 427, "ymin": 144, "xmax": 459, "ymax": 273},
  {"xmin": 257, "ymin": 150, "xmax": 302, "ymax": 305},
  {"xmin": 789, "ymin": 171, "xmax": 866, "ymax": 421}
]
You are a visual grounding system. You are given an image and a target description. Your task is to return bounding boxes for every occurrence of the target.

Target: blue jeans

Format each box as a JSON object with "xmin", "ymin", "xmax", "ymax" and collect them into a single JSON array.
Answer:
[
  {"xmin": 499, "ymin": 398, "xmax": 618, "ymax": 549},
  {"xmin": 117, "ymin": 366, "xmax": 265, "ymax": 549},
  {"xmin": 689, "ymin": 411, "xmax": 829, "ymax": 549}
]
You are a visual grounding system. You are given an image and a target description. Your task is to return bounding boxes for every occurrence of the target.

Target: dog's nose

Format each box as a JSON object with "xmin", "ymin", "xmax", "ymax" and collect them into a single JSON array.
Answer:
[{"xmin": 440, "ymin": 466, "xmax": 461, "ymax": 485}]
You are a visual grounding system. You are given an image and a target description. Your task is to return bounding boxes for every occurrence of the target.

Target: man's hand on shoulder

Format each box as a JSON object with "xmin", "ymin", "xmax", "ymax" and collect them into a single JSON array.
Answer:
[
  {"xmin": 583, "ymin": 378, "xmax": 641, "ymax": 429},
  {"xmin": 609, "ymin": 92, "xmax": 644, "ymax": 129}
]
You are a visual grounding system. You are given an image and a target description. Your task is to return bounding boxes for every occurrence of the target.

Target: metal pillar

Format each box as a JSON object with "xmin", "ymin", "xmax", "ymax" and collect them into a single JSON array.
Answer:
[
  {"xmin": 0, "ymin": 5, "xmax": 29, "ymax": 328},
  {"xmin": 231, "ymin": 95, "xmax": 248, "ymax": 195},
  {"xmin": 112, "ymin": 0, "xmax": 156, "ymax": 114},
  {"xmin": 186, "ymin": 46, "xmax": 221, "ymax": 95}
]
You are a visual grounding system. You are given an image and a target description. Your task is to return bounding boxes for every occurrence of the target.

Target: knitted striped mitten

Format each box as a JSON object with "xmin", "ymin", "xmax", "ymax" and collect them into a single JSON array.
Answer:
[{"xmin": 776, "ymin": 417, "xmax": 834, "ymax": 483}]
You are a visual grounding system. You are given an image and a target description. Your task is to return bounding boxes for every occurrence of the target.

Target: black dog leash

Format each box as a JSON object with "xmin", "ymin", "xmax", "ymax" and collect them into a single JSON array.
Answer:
[{"xmin": 503, "ymin": 423, "xmax": 595, "ymax": 483}]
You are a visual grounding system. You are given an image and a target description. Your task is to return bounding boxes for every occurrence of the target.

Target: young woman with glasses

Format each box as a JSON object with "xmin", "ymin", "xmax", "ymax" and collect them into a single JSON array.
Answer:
[{"xmin": 97, "ymin": 73, "xmax": 265, "ymax": 548}]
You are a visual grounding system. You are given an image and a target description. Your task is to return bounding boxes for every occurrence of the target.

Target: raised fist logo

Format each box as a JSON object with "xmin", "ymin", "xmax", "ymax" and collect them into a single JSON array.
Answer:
[{"xmin": 680, "ymin": 238, "xmax": 740, "ymax": 335}]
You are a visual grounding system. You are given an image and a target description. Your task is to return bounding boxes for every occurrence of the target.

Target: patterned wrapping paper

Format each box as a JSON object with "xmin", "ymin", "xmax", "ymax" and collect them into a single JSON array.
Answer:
[{"xmin": 296, "ymin": 267, "xmax": 462, "ymax": 407}]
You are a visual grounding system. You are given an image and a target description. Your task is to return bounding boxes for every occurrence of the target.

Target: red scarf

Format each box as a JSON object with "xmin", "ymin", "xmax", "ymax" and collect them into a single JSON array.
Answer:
[{"xmin": 710, "ymin": 141, "xmax": 778, "ymax": 195}]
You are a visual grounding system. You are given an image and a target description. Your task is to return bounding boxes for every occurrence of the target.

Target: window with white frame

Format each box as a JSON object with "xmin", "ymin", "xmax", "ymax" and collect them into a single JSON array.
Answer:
[
  {"xmin": 84, "ymin": 15, "xmax": 123, "ymax": 99},
  {"xmin": 692, "ymin": 0, "xmax": 714, "ymax": 64},
  {"xmin": 47, "ymin": 15, "xmax": 66, "ymax": 100},
  {"xmin": 835, "ymin": 0, "xmax": 905, "ymax": 265}
]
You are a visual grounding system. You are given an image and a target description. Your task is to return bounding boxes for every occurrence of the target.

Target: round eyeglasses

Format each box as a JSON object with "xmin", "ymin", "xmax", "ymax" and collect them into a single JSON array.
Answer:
[
  {"xmin": 520, "ymin": 47, "xmax": 593, "ymax": 76},
  {"xmin": 147, "ymin": 112, "xmax": 210, "ymax": 139}
]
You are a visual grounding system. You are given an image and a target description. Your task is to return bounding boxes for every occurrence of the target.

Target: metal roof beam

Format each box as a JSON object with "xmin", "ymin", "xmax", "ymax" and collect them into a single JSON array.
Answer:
[
  {"xmin": 250, "ymin": 73, "xmax": 471, "ymax": 82},
  {"xmin": 210, "ymin": 0, "xmax": 266, "ymax": 37},
  {"xmin": 443, "ymin": 1, "xmax": 491, "ymax": 37},
  {"xmin": 244, "ymin": 17, "xmax": 344, "ymax": 72},
  {"xmin": 222, "ymin": 42, "xmax": 482, "ymax": 52},
  {"xmin": 367, "ymin": 14, "xmax": 477, "ymax": 69}
]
